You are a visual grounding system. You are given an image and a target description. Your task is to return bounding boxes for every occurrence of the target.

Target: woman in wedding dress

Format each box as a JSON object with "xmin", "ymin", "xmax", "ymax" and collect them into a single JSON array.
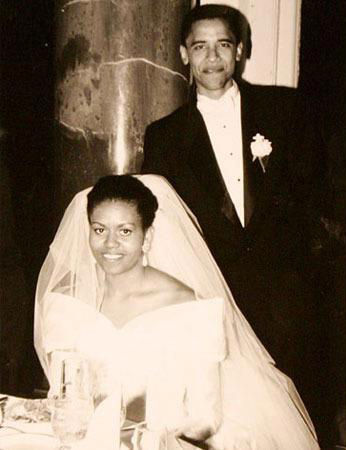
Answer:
[{"xmin": 34, "ymin": 174, "xmax": 319, "ymax": 449}]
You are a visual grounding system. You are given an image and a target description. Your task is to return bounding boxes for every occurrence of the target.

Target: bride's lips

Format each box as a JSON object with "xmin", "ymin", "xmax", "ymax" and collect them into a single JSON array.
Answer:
[{"xmin": 102, "ymin": 253, "xmax": 123, "ymax": 261}]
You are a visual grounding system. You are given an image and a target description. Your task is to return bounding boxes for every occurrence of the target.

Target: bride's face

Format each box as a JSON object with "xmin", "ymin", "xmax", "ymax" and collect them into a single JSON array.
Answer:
[{"xmin": 88, "ymin": 199, "xmax": 149, "ymax": 276}]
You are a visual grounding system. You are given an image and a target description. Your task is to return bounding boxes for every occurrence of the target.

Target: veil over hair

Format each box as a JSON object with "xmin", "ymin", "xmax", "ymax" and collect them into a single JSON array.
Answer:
[{"xmin": 34, "ymin": 174, "xmax": 317, "ymax": 446}]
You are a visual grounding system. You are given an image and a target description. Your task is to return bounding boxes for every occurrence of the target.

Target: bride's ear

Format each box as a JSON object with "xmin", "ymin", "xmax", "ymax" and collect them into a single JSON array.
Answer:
[{"xmin": 142, "ymin": 226, "xmax": 154, "ymax": 253}]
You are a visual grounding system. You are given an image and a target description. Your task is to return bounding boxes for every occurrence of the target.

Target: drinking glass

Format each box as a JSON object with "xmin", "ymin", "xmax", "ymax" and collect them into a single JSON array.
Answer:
[
  {"xmin": 50, "ymin": 355, "xmax": 94, "ymax": 449},
  {"xmin": 51, "ymin": 396, "xmax": 94, "ymax": 449}
]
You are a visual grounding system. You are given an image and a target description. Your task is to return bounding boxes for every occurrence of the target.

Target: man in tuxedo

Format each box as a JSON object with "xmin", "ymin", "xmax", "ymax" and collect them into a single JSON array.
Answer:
[{"xmin": 142, "ymin": 4, "xmax": 325, "ymax": 442}]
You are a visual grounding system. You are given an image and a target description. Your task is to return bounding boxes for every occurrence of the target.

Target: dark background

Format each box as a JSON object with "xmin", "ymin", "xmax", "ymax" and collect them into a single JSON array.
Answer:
[
  {"xmin": 1, "ymin": 0, "xmax": 345, "ymax": 444},
  {"xmin": 300, "ymin": 0, "xmax": 346, "ymax": 136},
  {"xmin": 1, "ymin": 1, "xmax": 56, "ymax": 393}
]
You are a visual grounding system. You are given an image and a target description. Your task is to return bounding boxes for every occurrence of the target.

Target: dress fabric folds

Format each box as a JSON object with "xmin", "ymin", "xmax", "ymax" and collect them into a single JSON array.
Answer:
[{"xmin": 34, "ymin": 174, "xmax": 319, "ymax": 449}]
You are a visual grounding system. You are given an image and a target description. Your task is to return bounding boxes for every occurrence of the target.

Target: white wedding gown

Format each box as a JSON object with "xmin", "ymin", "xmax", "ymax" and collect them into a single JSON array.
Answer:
[
  {"xmin": 43, "ymin": 293, "xmax": 319, "ymax": 450},
  {"xmin": 35, "ymin": 174, "xmax": 320, "ymax": 449}
]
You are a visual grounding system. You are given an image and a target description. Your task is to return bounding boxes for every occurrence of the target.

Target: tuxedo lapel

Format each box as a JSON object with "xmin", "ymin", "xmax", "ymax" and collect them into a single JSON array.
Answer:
[
  {"xmin": 186, "ymin": 104, "xmax": 244, "ymax": 229},
  {"xmin": 187, "ymin": 105, "xmax": 224, "ymax": 201},
  {"xmin": 240, "ymin": 86, "xmax": 266, "ymax": 227}
]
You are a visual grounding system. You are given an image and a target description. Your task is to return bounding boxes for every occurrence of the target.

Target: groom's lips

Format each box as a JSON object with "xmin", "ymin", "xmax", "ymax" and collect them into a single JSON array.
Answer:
[{"xmin": 203, "ymin": 67, "xmax": 224, "ymax": 73}]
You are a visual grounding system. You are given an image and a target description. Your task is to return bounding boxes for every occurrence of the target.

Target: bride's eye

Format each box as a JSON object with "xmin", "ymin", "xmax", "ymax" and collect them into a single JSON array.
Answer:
[
  {"xmin": 119, "ymin": 228, "xmax": 132, "ymax": 237},
  {"xmin": 94, "ymin": 227, "xmax": 105, "ymax": 235}
]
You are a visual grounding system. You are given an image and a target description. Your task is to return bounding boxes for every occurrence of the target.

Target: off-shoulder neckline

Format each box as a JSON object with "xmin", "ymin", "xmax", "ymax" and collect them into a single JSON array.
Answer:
[
  {"xmin": 100, "ymin": 296, "xmax": 223, "ymax": 332},
  {"xmin": 49, "ymin": 292, "xmax": 223, "ymax": 332}
]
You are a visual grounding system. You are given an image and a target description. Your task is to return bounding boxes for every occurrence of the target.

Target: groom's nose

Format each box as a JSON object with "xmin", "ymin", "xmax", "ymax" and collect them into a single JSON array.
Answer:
[{"xmin": 207, "ymin": 45, "xmax": 219, "ymax": 61}]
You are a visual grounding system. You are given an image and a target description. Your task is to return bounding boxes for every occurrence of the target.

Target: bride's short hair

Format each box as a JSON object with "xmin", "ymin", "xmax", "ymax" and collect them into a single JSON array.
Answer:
[{"xmin": 87, "ymin": 175, "xmax": 158, "ymax": 230}]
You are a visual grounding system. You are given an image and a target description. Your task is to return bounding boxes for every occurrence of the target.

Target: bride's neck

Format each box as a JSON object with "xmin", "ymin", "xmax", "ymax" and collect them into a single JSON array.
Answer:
[{"xmin": 104, "ymin": 264, "xmax": 147, "ymax": 301}]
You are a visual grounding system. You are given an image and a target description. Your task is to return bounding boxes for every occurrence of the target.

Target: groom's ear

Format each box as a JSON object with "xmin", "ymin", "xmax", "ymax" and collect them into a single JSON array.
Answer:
[
  {"xmin": 236, "ymin": 42, "xmax": 243, "ymax": 62},
  {"xmin": 180, "ymin": 45, "xmax": 189, "ymax": 66},
  {"xmin": 142, "ymin": 226, "xmax": 154, "ymax": 253}
]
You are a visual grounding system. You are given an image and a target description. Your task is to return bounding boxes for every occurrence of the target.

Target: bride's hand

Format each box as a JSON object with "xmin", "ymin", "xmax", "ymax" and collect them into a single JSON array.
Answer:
[{"xmin": 175, "ymin": 422, "xmax": 215, "ymax": 449}]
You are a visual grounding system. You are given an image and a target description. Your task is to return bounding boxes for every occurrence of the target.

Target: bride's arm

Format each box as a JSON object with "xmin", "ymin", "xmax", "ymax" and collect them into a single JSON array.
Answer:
[{"xmin": 176, "ymin": 361, "xmax": 222, "ymax": 446}]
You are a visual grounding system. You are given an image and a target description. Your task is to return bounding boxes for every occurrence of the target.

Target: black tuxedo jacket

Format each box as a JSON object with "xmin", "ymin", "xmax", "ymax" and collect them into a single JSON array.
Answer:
[{"xmin": 142, "ymin": 82, "xmax": 318, "ymax": 281}]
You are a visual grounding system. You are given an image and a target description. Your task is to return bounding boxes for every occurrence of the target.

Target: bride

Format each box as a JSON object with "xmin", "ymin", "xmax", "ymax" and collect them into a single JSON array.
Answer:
[{"xmin": 34, "ymin": 174, "xmax": 319, "ymax": 449}]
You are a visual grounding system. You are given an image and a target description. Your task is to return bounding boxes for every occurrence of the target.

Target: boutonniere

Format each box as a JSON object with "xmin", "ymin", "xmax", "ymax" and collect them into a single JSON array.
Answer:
[{"xmin": 250, "ymin": 133, "xmax": 272, "ymax": 172}]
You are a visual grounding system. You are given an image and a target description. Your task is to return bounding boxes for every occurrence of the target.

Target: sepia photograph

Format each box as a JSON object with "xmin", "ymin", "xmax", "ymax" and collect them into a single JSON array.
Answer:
[{"xmin": 1, "ymin": 1, "xmax": 345, "ymax": 448}]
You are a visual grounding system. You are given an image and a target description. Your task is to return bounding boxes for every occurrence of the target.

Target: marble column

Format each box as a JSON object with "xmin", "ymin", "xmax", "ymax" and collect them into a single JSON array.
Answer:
[{"xmin": 55, "ymin": 0, "xmax": 190, "ymax": 211}]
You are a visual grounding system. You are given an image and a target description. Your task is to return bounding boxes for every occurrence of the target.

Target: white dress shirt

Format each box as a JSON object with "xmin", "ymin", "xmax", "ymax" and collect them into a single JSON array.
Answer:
[{"xmin": 197, "ymin": 82, "xmax": 245, "ymax": 226}]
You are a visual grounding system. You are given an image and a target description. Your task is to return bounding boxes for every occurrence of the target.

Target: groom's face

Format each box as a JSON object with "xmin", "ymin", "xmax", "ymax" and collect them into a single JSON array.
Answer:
[{"xmin": 180, "ymin": 18, "xmax": 242, "ymax": 99}]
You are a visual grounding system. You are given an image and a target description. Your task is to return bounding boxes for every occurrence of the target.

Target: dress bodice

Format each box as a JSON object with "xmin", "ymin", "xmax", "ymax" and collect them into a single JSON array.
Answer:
[{"xmin": 43, "ymin": 293, "xmax": 226, "ymax": 433}]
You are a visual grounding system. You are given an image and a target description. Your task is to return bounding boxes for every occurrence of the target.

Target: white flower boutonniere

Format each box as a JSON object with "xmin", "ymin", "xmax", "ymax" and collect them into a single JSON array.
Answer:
[{"xmin": 250, "ymin": 133, "xmax": 272, "ymax": 172}]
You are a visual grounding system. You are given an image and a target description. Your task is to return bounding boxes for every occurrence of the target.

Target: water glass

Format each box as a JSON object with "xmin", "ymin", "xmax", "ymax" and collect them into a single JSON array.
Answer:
[{"xmin": 51, "ymin": 396, "xmax": 94, "ymax": 450}]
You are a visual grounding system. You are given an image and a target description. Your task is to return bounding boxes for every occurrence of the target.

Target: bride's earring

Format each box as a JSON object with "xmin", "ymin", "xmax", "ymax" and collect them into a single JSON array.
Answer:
[
  {"xmin": 142, "ymin": 251, "xmax": 148, "ymax": 267},
  {"xmin": 142, "ymin": 243, "xmax": 149, "ymax": 267},
  {"xmin": 142, "ymin": 227, "xmax": 152, "ymax": 268}
]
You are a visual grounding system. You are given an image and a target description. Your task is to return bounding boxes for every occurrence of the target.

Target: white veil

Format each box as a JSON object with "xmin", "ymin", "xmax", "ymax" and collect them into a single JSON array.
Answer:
[
  {"xmin": 34, "ymin": 174, "xmax": 271, "ymax": 377},
  {"xmin": 34, "ymin": 174, "xmax": 318, "ymax": 448}
]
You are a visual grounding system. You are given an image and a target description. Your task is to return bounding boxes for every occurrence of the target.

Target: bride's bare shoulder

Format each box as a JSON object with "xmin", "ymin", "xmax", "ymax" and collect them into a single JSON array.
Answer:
[{"xmin": 145, "ymin": 266, "xmax": 195, "ymax": 305}]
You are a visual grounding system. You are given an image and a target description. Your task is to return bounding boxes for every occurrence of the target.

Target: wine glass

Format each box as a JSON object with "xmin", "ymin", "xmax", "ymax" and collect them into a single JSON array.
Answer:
[
  {"xmin": 59, "ymin": 355, "xmax": 92, "ymax": 399},
  {"xmin": 51, "ymin": 396, "xmax": 94, "ymax": 449}
]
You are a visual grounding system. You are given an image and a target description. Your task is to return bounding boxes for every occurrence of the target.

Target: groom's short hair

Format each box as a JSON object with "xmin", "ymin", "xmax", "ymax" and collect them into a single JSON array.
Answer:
[{"xmin": 181, "ymin": 4, "xmax": 243, "ymax": 46}]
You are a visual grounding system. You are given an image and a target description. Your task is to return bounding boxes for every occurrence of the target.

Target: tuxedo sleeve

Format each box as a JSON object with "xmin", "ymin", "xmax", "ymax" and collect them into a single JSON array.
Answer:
[{"xmin": 142, "ymin": 122, "xmax": 172, "ymax": 176}]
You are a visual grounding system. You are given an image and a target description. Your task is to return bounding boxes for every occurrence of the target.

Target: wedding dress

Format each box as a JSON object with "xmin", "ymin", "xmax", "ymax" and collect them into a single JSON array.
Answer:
[{"xmin": 34, "ymin": 174, "xmax": 319, "ymax": 449}]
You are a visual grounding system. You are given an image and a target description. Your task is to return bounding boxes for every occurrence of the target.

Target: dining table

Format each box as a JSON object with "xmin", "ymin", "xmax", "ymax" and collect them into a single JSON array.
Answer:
[
  {"xmin": 0, "ymin": 394, "xmax": 136, "ymax": 450},
  {"xmin": 0, "ymin": 394, "xmax": 199, "ymax": 450}
]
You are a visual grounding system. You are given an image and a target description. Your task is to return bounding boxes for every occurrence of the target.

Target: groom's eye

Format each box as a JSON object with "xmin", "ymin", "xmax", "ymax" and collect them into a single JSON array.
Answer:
[
  {"xmin": 219, "ymin": 41, "xmax": 233, "ymax": 49},
  {"xmin": 192, "ymin": 43, "xmax": 206, "ymax": 51}
]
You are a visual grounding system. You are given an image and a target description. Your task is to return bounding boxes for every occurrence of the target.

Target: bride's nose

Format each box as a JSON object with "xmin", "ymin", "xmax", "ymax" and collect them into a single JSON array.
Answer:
[{"xmin": 105, "ymin": 230, "xmax": 120, "ymax": 248}]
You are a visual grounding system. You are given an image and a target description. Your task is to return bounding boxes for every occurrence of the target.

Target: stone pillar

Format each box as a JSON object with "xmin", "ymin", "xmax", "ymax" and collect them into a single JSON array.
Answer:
[{"xmin": 55, "ymin": 0, "xmax": 190, "ymax": 211}]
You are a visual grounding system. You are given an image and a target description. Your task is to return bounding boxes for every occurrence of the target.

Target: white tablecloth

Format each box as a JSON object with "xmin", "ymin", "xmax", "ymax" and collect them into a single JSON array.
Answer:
[{"xmin": 0, "ymin": 421, "xmax": 58, "ymax": 449}]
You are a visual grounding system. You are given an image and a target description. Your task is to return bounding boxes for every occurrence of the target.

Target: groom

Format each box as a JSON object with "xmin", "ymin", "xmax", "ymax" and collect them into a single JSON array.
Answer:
[{"xmin": 142, "ymin": 3, "xmax": 324, "ymax": 440}]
